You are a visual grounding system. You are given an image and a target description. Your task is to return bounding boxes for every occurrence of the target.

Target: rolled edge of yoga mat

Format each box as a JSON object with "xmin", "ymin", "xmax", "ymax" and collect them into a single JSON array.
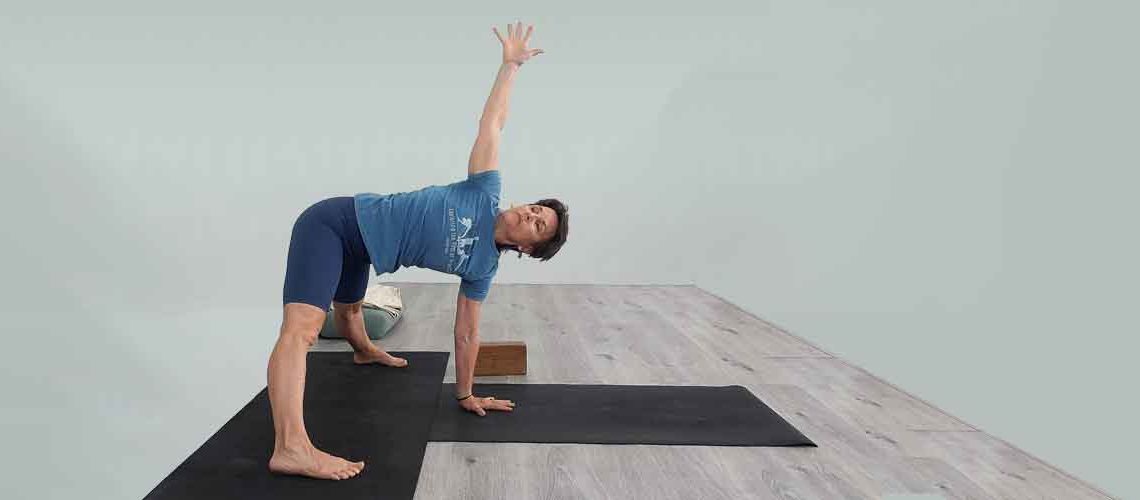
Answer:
[{"xmin": 319, "ymin": 307, "xmax": 400, "ymax": 340}]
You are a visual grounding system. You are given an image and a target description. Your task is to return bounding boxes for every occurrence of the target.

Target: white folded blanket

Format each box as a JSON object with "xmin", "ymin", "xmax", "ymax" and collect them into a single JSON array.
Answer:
[{"xmin": 362, "ymin": 284, "xmax": 403, "ymax": 316}]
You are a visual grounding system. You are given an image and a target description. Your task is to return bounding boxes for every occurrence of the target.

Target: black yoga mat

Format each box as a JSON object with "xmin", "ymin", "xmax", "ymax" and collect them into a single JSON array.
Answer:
[
  {"xmin": 429, "ymin": 383, "xmax": 816, "ymax": 447},
  {"xmin": 145, "ymin": 351, "xmax": 449, "ymax": 500}
]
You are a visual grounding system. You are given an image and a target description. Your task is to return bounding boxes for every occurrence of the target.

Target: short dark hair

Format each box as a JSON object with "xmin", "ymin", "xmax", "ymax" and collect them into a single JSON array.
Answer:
[{"xmin": 499, "ymin": 198, "xmax": 569, "ymax": 261}]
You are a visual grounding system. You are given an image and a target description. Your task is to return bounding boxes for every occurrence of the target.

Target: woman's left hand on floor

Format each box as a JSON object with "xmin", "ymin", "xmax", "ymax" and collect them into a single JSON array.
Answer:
[{"xmin": 460, "ymin": 395, "xmax": 516, "ymax": 416}]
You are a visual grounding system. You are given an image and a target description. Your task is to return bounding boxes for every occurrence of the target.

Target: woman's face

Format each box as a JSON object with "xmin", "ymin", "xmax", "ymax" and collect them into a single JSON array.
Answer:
[{"xmin": 507, "ymin": 204, "xmax": 557, "ymax": 252}]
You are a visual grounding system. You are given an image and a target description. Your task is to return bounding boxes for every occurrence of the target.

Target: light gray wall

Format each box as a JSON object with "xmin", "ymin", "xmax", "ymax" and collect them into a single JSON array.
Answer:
[{"xmin": 1, "ymin": 2, "xmax": 1135, "ymax": 499}]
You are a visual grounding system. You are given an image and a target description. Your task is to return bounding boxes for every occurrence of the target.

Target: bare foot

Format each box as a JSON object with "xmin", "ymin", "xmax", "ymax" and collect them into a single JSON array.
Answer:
[
  {"xmin": 269, "ymin": 444, "xmax": 364, "ymax": 480},
  {"xmin": 353, "ymin": 350, "xmax": 409, "ymax": 368}
]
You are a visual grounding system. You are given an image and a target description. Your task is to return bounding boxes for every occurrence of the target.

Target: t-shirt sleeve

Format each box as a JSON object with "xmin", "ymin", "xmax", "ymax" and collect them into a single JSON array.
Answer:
[
  {"xmin": 466, "ymin": 169, "xmax": 501, "ymax": 205},
  {"xmin": 460, "ymin": 275, "xmax": 492, "ymax": 302}
]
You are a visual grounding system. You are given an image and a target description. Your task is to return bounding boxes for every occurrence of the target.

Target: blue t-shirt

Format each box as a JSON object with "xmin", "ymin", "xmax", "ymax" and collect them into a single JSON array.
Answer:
[{"xmin": 353, "ymin": 170, "xmax": 502, "ymax": 302}]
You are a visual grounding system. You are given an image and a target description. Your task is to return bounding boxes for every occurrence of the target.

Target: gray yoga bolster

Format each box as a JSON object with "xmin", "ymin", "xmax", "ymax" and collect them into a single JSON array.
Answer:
[{"xmin": 318, "ymin": 306, "xmax": 401, "ymax": 340}]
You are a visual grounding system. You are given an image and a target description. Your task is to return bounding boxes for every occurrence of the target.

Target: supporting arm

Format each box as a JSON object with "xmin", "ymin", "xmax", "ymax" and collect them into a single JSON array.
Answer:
[{"xmin": 454, "ymin": 292, "xmax": 483, "ymax": 398}]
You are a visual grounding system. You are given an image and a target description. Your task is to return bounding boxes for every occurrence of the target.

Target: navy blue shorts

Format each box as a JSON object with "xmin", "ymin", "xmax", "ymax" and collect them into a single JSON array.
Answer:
[{"xmin": 282, "ymin": 196, "xmax": 372, "ymax": 310}]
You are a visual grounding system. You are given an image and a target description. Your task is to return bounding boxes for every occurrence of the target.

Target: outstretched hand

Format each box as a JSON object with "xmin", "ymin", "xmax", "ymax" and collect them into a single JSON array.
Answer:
[
  {"xmin": 459, "ymin": 395, "xmax": 516, "ymax": 417},
  {"xmin": 493, "ymin": 21, "xmax": 544, "ymax": 66}
]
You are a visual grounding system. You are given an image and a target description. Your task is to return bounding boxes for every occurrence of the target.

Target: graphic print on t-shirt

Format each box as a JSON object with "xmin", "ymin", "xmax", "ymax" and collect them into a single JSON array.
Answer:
[{"xmin": 446, "ymin": 206, "xmax": 478, "ymax": 273}]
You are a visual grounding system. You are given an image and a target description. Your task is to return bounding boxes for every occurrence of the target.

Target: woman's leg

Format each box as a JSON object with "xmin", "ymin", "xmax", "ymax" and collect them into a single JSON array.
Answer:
[
  {"xmin": 267, "ymin": 303, "xmax": 363, "ymax": 480},
  {"xmin": 268, "ymin": 198, "xmax": 364, "ymax": 480},
  {"xmin": 331, "ymin": 194, "xmax": 407, "ymax": 367},
  {"xmin": 332, "ymin": 300, "xmax": 408, "ymax": 367}
]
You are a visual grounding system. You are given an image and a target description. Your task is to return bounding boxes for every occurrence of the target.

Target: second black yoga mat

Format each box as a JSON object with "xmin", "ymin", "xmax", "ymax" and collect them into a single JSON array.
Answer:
[
  {"xmin": 429, "ymin": 383, "xmax": 816, "ymax": 447},
  {"xmin": 145, "ymin": 351, "xmax": 449, "ymax": 500}
]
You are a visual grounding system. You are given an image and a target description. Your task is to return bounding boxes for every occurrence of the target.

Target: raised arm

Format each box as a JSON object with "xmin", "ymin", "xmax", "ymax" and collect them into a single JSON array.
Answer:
[
  {"xmin": 466, "ymin": 67, "xmax": 507, "ymax": 176},
  {"xmin": 468, "ymin": 22, "xmax": 544, "ymax": 176}
]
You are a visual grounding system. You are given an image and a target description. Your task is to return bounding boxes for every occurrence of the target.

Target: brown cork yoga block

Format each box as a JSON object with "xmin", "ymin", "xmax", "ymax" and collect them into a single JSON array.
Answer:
[{"xmin": 475, "ymin": 341, "xmax": 527, "ymax": 376}]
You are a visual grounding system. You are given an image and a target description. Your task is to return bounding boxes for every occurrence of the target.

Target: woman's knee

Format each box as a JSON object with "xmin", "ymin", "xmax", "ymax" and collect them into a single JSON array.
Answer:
[{"xmin": 281, "ymin": 302, "xmax": 327, "ymax": 344}]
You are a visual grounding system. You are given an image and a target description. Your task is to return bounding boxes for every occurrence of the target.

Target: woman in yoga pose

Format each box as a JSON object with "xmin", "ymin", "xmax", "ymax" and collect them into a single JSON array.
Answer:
[{"xmin": 266, "ymin": 21, "xmax": 568, "ymax": 480}]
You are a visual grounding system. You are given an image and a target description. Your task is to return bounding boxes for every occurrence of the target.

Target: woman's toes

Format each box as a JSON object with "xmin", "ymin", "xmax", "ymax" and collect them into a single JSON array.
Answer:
[{"xmin": 337, "ymin": 462, "xmax": 356, "ymax": 477}]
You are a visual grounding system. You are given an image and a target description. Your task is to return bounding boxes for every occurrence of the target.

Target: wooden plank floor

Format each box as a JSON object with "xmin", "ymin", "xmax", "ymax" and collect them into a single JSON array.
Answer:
[{"xmin": 313, "ymin": 283, "xmax": 1114, "ymax": 500}]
